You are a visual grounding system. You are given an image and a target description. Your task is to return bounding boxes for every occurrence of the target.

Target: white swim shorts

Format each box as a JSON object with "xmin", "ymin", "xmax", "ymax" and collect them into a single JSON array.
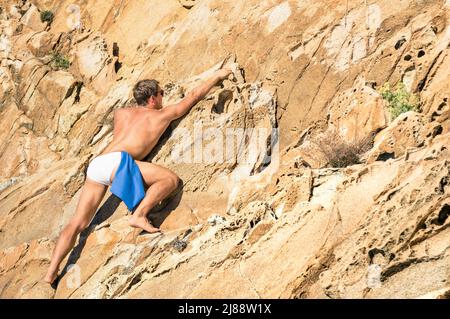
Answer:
[{"xmin": 86, "ymin": 152, "xmax": 122, "ymax": 186}]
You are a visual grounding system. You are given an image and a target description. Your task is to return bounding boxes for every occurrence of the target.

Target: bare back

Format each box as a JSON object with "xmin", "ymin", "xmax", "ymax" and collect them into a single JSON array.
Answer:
[{"xmin": 101, "ymin": 107, "xmax": 171, "ymax": 160}]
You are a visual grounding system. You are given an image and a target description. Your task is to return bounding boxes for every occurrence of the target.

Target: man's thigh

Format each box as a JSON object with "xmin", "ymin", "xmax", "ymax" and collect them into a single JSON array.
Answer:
[
  {"xmin": 133, "ymin": 161, "xmax": 177, "ymax": 187},
  {"xmin": 71, "ymin": 179, "xmax": 108, "ymax": 227}
]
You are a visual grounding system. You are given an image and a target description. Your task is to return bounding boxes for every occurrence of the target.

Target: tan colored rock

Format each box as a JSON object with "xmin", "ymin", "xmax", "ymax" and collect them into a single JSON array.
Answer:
[
  {"xmin": 0, "ymin": 238, "xmax": 55, "ymax": 298},
  {"xmin": 0, "ymin": 159, "xmax": 83, "ymax": 250},
  {"xmin": 55, "ymin": 89, "xmax": 90, "ymax": 137},
  {"xmin": 41, "ymin": 71, "xmax": 76, "ymax": 107},
  {"xmin": 16, "ymin": 58, "xmax": 49, "ymax": 105},
  {"xmin": 419, "ymin": 38, "xmax": 450, "ymax": 134},
  {"xmin": 75, "ymin": 35, "xmax": 109, "ymax": 81},
  {"xmin": 26, "ymin": 30, "xmax": 53, "ymax": 57},
  {"xmin": 24, "ymin": 70, "xmax": 76, "ymax": 135},
  {"xmin": 327, "ymin": 76, "xmax": 388, "ymax": 141},
  {"xmin": 20, "ymin": 4, "xmax": 47, "ymax": 32},
  {"xmin": 0, "ymin": 101, "xmax": 59, "ymax": 177},
  {"xmin": 30, "ymin": 0, "xmax": 57, "ymax": 12},
  {"xmin": 366, "ymin": 111, "xmax": 442, "ymax": 163},
  {"xmin": 0, "ymin": 66, "xmax": 14, "ymax": 101}
]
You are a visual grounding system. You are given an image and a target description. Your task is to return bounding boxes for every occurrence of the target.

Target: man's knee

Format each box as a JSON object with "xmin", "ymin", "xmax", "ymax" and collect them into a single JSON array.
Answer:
[
  {"xmin": 66, "ymin": 219, "xmax": 90, "ymax": 235},
  {"xmin": 166, "ymin": 173, "xmax": 180, "ymax": 191}
]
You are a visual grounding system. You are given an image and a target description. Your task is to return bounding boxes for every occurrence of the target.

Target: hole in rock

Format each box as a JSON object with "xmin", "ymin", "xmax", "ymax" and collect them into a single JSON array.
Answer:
[
  {"xmin": 112, "ymin": 42, "xmax": 119, "ymax": 57},
  {"xmin": 114, "ymin": 61, "xmax": 122, "ymax": 73},
  {"xmin": 368, "ymin": 248, "xmax": 385, "ymax": 263},
  {"xmin": 212, "ymin": 90, "xmax": 233, "ymax": 114},
  {"xmin": 437, "ymin": 102, "xmax": 446, "ymax": 111},
  {"xmin": 431, "ymin": 204, "xmax": 450, "ymax": 226},
  {"xmin": 395, "ymin": 38, "xmax": 406, "ymax": 50},
  {"xmin": 375, "ymin": 152, "xmax": 395, "ymax": 162},
  {"xmin": 74, "ymin": 82, "xmax": 83, "ymax": 103}
]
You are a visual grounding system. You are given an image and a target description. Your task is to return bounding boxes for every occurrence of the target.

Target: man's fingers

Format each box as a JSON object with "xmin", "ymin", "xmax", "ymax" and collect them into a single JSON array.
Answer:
[{"xmin": 222, "ymin": 63, "xmax": 244, "ymax": 83}]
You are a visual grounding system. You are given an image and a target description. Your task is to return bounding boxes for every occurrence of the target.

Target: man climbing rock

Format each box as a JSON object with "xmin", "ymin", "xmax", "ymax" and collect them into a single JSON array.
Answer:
[{"xmin": 44, "ymin": 66, "xmax": 233, "ymax": 286}]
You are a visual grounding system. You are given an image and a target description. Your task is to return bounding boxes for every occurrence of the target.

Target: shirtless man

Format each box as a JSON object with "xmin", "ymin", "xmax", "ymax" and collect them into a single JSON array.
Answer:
[{"xmin": 44, "ymin": 67, "xmax": 232, "ymax": 285}]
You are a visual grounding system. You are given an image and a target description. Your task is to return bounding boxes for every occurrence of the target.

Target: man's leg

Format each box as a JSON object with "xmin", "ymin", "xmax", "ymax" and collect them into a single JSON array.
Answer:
[
  {"xmin": 44, "ymin": 179, "xmax": 107, "ymax": 284},
  {"xmin": 128, "ymin": 161, "xmax": 179, "ymax": 233}
]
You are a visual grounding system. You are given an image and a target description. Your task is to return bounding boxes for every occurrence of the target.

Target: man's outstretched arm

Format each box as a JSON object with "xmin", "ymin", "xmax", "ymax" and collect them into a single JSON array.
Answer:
[{"xmin": 162, "ymin": 68, "xmax": 232, "ymax": 121}]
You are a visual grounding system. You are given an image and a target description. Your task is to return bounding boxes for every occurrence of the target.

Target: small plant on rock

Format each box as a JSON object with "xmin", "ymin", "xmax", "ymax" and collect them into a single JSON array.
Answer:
[
  {"xmin": 40, "ymin": 10, "xmax": 54, "ymax": 24},
  {"xmin": 49, "ymin": 51, "xmax": 70, "ymax": 70},
  {"xmin": 378, "ymin": 82, "xmax": 420, "ymax": 120}
]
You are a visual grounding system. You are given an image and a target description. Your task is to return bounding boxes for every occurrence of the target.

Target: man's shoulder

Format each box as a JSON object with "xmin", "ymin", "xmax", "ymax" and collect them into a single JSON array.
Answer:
[
  {"xmin": 116, "ymin": 106, "xmax": 167, "ymax": 121},
  {"xmin": 117, "ymin": 106, "xmax": 136, "ymax": 112},
  {"xmin": 115, "ymin": 106, "xmax": 141, "ymax": 116}
]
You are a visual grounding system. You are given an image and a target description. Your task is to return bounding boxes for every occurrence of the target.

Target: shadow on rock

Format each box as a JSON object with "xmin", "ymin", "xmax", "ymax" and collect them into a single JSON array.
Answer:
[
  {"xmin": 148, "ymin": 179, "xmax": 184, "ymax": 229},
  {"xmin": 59, "ymin": 194, "xmax": 122, "ymax": 279}
]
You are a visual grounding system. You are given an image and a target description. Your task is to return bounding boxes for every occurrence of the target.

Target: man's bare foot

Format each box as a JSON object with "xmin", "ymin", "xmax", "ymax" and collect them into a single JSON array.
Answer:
[
  {"xmin": 129, "ymin": 216, "xmax": 161, "ymax": 234},
  {"xmin": 44, "ymin": 271, "xmax": 57, "ymax": 284},
  {"xmin": 44, "ymin": 271, "xmax": 59, "ymax": 289}
]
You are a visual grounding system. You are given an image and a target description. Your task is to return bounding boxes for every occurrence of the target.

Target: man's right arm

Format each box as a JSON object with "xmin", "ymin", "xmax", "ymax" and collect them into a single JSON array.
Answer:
[{"xmin": 162, "ymin": 68, "xmax": 232, "ymax": 121}]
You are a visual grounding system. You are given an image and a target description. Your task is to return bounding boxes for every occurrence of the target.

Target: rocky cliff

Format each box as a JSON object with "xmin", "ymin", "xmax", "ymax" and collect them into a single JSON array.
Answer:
[{"xmin": 0, "ymin": 0, "xmax": 449, "ymax": 298}]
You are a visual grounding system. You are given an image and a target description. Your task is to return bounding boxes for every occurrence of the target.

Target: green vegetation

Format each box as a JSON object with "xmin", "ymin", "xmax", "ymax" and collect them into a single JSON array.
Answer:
[
  {"xmin": 50, "ymin": 51, "xmax": 70, "ymax": 70},
  {"xmin": 379, "ymin": 82, "xmax": 420, "ymax": 120},
  {"xmin": 40, "ymin": 10, "xmax": 54, "ymax": 24}
]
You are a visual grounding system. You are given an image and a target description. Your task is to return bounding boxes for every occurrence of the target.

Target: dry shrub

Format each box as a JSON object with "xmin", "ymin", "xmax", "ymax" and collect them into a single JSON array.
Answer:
[{"xmin": 310, "ymin": 128, "xmax": 375, "ymax": 168}]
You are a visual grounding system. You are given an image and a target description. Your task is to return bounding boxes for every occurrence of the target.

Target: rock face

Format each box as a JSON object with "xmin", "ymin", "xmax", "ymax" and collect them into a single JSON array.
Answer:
[{"xmin": 0, "ymin": 0, "xmax": 449, "ymax": 298}]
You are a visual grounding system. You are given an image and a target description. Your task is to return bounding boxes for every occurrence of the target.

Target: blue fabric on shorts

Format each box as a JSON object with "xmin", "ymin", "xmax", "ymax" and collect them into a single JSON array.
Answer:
[{"xmin": 110, "ymin": 152, "xmax": 146, "ymax": 211}]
